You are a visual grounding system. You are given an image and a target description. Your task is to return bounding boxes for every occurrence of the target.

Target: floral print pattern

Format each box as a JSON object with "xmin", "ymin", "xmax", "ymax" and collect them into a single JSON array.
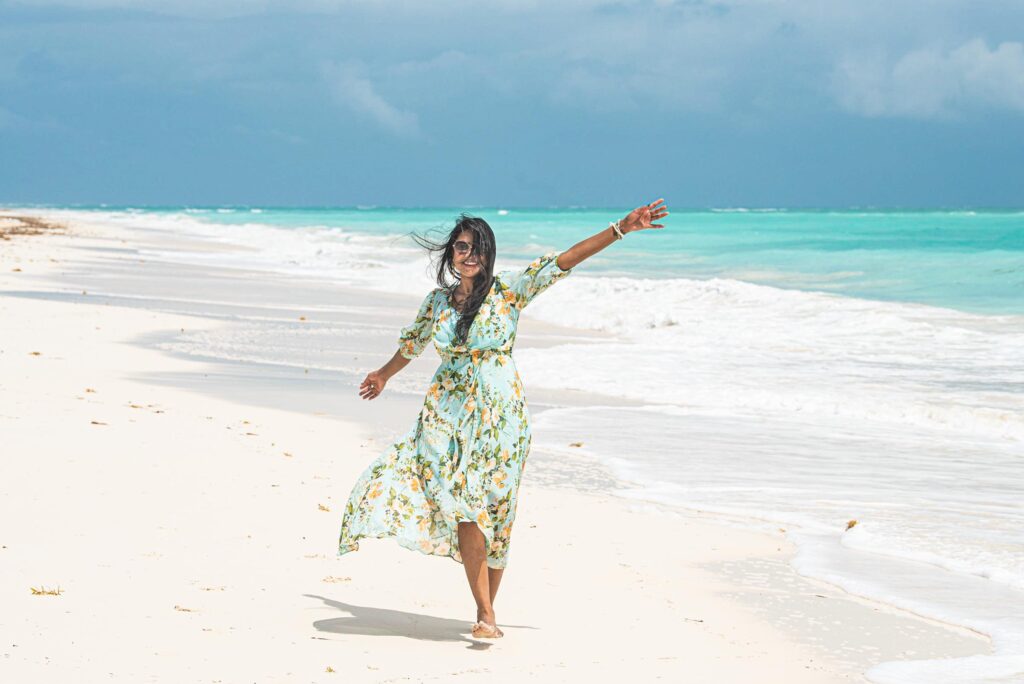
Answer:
[{"xmin": 338, "ymin": 251, "xmax": 573, "ymax": 569}]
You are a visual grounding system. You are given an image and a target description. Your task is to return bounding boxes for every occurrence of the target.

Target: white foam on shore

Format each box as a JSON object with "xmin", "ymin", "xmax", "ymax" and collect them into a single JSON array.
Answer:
[
  {"xmin": 519, "ymin": 274, "xmax": 1024, "ymax": 442},
  {"xmin": 45, "ymin": 208, "xmax": 438, "ymax": 293},
  {"xmin": 530, "ymin": 404, "xmax": 1024, "ymax": 683}
]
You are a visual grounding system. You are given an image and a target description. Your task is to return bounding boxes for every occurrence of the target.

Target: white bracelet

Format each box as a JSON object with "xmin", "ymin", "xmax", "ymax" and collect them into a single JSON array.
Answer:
[{"xmin": 609, "ymin": 220, "xmax": 624, "ymax": 240}]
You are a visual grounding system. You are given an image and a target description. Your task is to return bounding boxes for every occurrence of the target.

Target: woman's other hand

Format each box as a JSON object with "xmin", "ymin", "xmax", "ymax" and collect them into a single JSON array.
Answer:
[
  {"xmin": 359, "ymin": 369, "xmax": 389, "ymax": 400},
  {"xmin": 620, "ymin": 198, "xmax": 669, "ymax": 234}
]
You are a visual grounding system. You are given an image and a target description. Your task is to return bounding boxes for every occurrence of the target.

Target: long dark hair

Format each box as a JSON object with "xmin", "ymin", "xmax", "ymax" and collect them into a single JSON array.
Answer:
[{"xmin": 409, "ymin": 213, "xmax": 496, "ymax": 345}]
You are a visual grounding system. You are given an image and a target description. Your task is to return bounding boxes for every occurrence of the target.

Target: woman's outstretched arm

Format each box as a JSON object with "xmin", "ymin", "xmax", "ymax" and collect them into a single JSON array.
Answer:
[
  {"xmin": 556, "ymin": 198, "xmax": 669, "ymax": 270},
  {"xmin": 360, "ymin": 288, "xmax": 438, "ymax": 400}
]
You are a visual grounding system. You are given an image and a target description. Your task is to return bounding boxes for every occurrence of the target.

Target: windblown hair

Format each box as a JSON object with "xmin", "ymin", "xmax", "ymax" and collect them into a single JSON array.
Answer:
[{"xmin": 409, "ymin": 213, "xmax": 497, "ymax": 345}]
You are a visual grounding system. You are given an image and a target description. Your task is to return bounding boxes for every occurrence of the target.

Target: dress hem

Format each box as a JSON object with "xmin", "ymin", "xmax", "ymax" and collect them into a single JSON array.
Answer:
[{"xmin": 337, "ymin": 524, "xmax": 509, "ymax": 570}]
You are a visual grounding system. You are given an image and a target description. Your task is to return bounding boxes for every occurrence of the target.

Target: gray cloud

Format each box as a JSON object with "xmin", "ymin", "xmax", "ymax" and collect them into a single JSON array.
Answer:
[
  {"xmin": 323, "ymin": 61, "xmax": 421, "ymax": 138},
  {"xmin": 4, "ymin": 0, "xmax": 1024, "ymax": 205},
  {"xmin": 832, "ymin": 39, "xmax": 1024, "ymax": 119},
  {"xmin": 9, "ymin": 1, "xmax": 1024, "ymax": 121}
]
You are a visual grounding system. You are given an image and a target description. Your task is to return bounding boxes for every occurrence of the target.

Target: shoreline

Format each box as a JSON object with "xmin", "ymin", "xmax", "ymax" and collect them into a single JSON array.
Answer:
[{"xmin": 0, "ymin": 212, "xmax": 992, "ymax": 682}]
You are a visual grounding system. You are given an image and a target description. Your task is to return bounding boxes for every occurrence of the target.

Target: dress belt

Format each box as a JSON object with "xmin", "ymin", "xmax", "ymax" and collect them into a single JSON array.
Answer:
[{"xmin": 440, "ymin": 348, "xmax": 512, "ymax": 363}]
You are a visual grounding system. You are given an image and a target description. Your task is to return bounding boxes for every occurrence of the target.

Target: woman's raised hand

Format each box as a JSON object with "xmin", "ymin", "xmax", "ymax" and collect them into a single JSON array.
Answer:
[
  {"xmin": 620, "ymin": 198, "xmax": 669, "ymax": 234},
  {"xmin": 359, "ymin": 369, "xmax": 389, "ymax": 400}
]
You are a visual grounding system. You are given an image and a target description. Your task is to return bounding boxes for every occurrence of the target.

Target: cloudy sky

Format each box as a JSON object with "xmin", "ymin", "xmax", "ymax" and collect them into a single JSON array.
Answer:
[{"xmin": 2, "ymin": 0, "xmax": 1023, "ymax": 207}]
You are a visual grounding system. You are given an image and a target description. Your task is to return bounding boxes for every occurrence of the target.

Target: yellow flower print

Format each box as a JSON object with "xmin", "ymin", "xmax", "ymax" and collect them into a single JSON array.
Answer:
[
  {"xmin": 476, "ymin": 511, "xmax": 489, "ymax": 527},
  {"xmin": 492, "ymin": 470, "xmax": 508, "ymax": 488}
]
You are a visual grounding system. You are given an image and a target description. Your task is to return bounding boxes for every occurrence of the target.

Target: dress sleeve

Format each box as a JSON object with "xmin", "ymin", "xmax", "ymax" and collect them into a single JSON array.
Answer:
[
  {"xmin": 506, "ymin": 251, "xmax": 574, "ymax": 310},
  {"xmin": 397, "ymin": 289, "xmax": 438, "ymax": 359}
]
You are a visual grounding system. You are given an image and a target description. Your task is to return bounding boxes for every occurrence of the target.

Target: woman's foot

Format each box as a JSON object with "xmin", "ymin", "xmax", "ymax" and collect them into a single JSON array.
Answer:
[
  {"xmin": 471, "ymin": 621, "xmax": 504, "ymax": 638},
  {"xmin": 472, "ymin": 609, "xmax": 504, "ymax": 638}
]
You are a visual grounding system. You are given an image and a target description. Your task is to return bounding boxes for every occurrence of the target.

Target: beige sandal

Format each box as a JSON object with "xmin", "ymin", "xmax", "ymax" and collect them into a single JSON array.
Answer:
[{"xmin": 471, "ymin": 621, "xmax": 504, "ymax": 638}]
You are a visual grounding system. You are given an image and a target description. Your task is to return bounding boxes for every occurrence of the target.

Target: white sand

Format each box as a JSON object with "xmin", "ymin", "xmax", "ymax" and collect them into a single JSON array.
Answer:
[{"xmin": 0, "ymin": 215, "xmax": 989, "ymax": 682}]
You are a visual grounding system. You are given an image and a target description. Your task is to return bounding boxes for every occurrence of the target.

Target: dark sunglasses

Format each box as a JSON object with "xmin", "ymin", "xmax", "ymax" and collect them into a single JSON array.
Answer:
[{"xmin": 453, "ymin": 240, "xmax": 478, "ymax": 256}]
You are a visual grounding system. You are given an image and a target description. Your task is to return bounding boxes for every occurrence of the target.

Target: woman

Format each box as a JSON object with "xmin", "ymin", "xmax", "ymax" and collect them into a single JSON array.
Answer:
[{"xmin": 337, "ymin": 199, "xmax": 669, "ymax": 638}]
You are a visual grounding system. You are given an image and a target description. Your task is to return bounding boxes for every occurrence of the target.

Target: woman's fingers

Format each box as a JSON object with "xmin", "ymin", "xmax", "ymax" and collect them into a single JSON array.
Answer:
[
  {"xmin": 358, "ymin": 374, "xmax": 382, "ymax": 400},
  {"xmin": 640, "ymin": 203, "xmax": 669, "ymax": 228}
]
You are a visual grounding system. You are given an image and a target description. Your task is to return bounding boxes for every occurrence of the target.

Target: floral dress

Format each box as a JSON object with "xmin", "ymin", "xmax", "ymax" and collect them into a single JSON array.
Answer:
[{"xmin": 337, "ymin": 251, "xmax": 573, "ymax": 569}]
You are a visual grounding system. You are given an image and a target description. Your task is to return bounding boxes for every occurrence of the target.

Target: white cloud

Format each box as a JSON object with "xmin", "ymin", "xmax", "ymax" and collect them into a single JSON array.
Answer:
[
  {"xmin": 832, "ymin": 39, "xmax": 1024, "ymax": 119},
  {"xmin": 322, "ymin": 61, "xmax": 421, "ymax": 138}
]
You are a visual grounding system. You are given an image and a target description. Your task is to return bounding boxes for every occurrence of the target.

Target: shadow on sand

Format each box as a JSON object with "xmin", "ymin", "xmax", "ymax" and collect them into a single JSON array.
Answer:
[{"xmin": 305, "ymin": 594, "xmax": 537, "ymax": 649}]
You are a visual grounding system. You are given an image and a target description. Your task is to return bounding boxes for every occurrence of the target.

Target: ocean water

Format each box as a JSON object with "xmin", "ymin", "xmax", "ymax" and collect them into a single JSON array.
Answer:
[
  {"xmin": 30, "ymin": 206, "xmax": 1024, "ymax": 682},
  {"xmin": 133, "ymin": 206, "xmax": 1024, "ymax": 315}
]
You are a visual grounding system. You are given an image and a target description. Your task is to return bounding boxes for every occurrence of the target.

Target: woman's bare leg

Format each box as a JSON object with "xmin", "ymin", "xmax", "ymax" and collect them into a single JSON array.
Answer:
[
  {"xmin": 488, "ymin": 567, "xmax": 504, "ymax": 605},
  {"xmin": 457, "ymin": 522, "xmax": 503, "ymax": 636}
]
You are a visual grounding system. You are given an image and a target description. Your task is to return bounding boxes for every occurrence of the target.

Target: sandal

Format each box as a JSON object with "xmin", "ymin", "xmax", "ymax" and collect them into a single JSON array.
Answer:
[{"xmin": 471, "ymin": 621, "xmax": 504, "ymax": 638}]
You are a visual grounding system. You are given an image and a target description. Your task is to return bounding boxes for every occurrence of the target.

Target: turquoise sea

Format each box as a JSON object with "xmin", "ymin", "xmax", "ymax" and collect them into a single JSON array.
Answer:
[
  {"xmin": 175, "ymin": 206, "xmax": 1023, "ymax": 314},
  {"xmin": 17, "ymin": 205, "xmax": 1021, "ymax": 313}
]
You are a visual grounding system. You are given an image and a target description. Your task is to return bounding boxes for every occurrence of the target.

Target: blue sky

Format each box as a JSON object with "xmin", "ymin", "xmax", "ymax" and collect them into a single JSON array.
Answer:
[{"xmin": 2, "ymin": 0, "xmax": 1023, "ymax": 207}]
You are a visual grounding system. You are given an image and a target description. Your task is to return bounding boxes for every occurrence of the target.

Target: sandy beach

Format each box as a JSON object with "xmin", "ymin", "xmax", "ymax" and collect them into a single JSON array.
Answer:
[{"xmin": 0, "ymin": 213, "xmax": 991, "ymax": 683}]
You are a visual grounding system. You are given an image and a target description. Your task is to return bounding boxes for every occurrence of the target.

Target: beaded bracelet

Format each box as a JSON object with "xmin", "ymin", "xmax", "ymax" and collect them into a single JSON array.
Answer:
[{"xmin": 609, "ymin": 220, "xmax": 625, "ymax": 240}]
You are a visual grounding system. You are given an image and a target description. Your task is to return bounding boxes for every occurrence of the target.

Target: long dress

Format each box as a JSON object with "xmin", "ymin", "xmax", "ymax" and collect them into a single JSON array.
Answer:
[{"xmin": 337, "ymin": 251, "xmax": 573, "ymax": 569}]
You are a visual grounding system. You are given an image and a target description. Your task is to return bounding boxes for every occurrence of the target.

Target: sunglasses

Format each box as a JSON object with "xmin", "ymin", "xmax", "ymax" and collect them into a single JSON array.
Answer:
[{"xmin": 453, "ymin": 240, "xmax": 478, "ymax": 256}]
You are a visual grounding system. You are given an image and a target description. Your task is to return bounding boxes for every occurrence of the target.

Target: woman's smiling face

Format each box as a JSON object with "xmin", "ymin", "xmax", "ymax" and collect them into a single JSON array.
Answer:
[{"xmin": 453, "ymin": 229, "xmax": 485, "ymax": 279}]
